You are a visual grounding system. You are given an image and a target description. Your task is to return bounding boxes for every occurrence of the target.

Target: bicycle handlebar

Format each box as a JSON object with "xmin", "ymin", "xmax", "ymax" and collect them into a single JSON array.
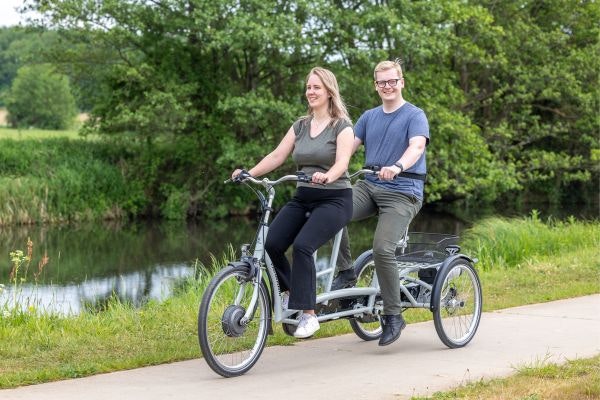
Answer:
[
  {"xmin": 349, "ymin": 168, "xmax": 378, "ymax": 179},
  {"xmin": 225, "ymin": 171, "xmax": 314, "ymax": 186},
  {"xmin": 226, "ymin": 168, "xmax": 379, "ymax": 186}
]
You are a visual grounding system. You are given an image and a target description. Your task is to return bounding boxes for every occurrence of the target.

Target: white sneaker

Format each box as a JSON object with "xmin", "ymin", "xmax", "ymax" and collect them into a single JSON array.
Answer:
[
  {"xmin": 281, "ymin": 292, "xmax": 289, "ymax": 310},
  {"xmin": 294, "ymin": 313, "xmax": 320, "ymax": 338}
]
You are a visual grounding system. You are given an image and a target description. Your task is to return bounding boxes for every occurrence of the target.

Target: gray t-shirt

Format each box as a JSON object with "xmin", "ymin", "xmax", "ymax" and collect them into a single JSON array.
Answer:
[
  {"xmin": 355, "ymin": 102, "xmax": 429, "ymax": 200},
  {"xmin": 292, "ymin": 117, "xmax": 353, "ymax": 190}
]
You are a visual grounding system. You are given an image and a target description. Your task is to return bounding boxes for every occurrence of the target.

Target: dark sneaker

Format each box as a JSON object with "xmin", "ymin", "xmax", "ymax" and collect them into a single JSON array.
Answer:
[
  {"xmin": 331, "ymin": 269, "xmax": 357, "ymax": 290},
  {"xmin": 378, "ymin": 314, "xmax": 406, "ymax": 346}
]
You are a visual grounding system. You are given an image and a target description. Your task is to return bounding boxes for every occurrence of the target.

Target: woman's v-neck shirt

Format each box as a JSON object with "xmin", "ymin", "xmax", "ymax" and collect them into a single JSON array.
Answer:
[{"xmin": 292, "ymin": 117, "xmax": 353, "ymax": 190}]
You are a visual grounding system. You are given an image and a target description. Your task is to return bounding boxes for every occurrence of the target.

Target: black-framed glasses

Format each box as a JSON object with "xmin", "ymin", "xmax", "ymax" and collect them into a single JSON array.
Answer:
[{"xmin": 375, "ymin": 78, "xmax": 402, "ymax": 88}]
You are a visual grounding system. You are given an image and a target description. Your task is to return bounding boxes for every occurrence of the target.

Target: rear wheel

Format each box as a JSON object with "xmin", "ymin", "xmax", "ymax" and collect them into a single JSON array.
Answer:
[
  {"xmin": 198, "ymin": 265, "xmax": 270, "ymax": 377},
  {"xmin": 432, "ymin": 259, "xmax": 482, "ymax": 348},
  {"xmin": 349, "ymin": 253, "xmax": 382, "ymax": 341}
]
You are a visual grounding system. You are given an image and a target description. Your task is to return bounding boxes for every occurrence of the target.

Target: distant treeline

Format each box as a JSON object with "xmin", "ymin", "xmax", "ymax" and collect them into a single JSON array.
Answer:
[{"xmin": 0, "ymin": 0, "xmax": 597, "ymax": 221}]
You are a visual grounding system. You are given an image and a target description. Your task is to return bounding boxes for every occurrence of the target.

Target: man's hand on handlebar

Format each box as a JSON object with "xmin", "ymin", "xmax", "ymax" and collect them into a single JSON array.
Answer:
[{"xmin": 378, "ymin": 165, "xmax": 402, "ymax": 181}]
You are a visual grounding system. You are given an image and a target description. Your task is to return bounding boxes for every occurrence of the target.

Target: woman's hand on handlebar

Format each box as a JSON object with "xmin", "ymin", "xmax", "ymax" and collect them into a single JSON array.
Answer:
[
  {"xmin": 311, "ymin": 171, "xmax": 330, "ymax": 185},
  {"xmin": 230, "ymin": 168, "xmax": 252, "ymax": 183},
  {"xmin": 231, "ymin": 168, "xmax": 243, "ymax": 180}
]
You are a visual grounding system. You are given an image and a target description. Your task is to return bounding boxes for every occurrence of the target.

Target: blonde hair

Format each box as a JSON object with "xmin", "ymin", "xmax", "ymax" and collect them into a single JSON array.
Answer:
[
  {"xmin": 306, "ymin": 67, "xmax": 351, "ymax": 124},
  {"xmin": 373, "ymin": 58, "xmax": 404, "ymax": 81}
]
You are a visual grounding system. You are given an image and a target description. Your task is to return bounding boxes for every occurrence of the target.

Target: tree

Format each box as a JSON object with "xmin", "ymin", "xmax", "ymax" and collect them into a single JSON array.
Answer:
[
  {"xmin": 6, "ymin": 64, "xmax": 77, "ymax": 130},
  {"xmin": 21, "ymin": 0, "xmax": 599, "ymax": 217}
]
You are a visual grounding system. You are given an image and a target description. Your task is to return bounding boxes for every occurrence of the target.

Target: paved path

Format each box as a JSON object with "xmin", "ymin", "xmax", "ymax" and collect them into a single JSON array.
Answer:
[{"xmin": 2, "ymin": 294, "xmax": 599, "ymax": 400}]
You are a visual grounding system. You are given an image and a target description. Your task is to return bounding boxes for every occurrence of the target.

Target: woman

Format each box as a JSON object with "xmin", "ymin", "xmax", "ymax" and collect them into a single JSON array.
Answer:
[{"xmin": 232, "ymin": 67, "xmax": 354, "ymax": 338}]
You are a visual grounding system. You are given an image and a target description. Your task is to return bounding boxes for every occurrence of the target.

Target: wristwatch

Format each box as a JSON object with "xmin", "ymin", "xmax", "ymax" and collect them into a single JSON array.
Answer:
[{"xmin": 394, "ymin": 162, "xmax": 404, "ymax": 173}]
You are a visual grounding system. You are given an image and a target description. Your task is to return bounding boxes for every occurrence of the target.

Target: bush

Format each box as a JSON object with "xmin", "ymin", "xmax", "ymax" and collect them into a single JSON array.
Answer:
[{"xmin": 5, "ymin": 64, "xmax": 77, "ymax": 130}]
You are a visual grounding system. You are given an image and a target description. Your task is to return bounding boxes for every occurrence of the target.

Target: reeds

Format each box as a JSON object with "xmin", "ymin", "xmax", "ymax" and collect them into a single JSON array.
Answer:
[{"xmin": 461, "ymin": 211, "xmax": 599, "ymax": 271}]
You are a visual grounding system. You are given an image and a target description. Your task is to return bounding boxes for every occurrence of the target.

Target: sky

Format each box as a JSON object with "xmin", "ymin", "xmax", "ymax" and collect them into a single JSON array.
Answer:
[{"xmin": 0, "ymin": 0, "xmax": 29, "ymax": 28}]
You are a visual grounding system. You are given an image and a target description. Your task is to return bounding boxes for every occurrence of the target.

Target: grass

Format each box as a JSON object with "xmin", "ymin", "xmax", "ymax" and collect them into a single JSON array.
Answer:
[
  {"xmin": 412, "ymin": 355, "xmax": 600, "ymax": 400},
  {"xmin": 0, "ymin": 134, "xmax": 134, "ymax": 225},
  {"xmin": 0, "ymin": 127, "xmax": 88, "ymax": 140},
  {"xmin": 0, "ymin": 216, "xmax": 598, "ymax": 389}
]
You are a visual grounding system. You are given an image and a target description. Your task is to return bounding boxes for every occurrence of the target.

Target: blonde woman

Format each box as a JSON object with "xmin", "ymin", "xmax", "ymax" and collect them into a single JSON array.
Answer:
[{"xmin": 232, "ymin": 67, "xmax": 354, "ymax": 338}]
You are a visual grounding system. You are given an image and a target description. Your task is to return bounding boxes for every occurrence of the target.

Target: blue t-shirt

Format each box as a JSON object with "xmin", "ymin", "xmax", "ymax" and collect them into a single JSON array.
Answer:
[{"xmin": 355, "ymin": 102, "xmax": 429, "ymax": 200}]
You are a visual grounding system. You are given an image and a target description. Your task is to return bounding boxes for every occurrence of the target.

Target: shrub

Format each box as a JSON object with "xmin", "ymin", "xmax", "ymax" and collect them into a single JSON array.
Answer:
[{"xmin": 5, "ymin": 64, "xmax": 77, "ymax": 130}]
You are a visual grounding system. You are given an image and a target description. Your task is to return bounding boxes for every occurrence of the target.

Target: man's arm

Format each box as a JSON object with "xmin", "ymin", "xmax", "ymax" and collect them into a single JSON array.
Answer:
[
  {"xmin": 351, "ymin": 137, "xmax": 363, "ymax": 155},
  {"xmin": 379, "ymin": 135, "xmax": 427, "ymax": 181}
]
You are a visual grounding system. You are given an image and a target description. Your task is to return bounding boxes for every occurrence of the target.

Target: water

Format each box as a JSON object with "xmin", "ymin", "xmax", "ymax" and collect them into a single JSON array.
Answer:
[{"xmin": 0, "ymin": 203, "xmax": 595, "ymax": 315}]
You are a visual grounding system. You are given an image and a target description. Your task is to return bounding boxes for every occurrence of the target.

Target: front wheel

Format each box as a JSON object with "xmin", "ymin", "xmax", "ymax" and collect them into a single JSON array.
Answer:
[
  {"xmin": 198, "ymin": 265, "xmax": 270, "ymax": 377},
  {"xmin": 349, "ymin": 252, "xmax": 383, "ymax": 341},
  {"xmin": 432, "ymin": 258, "xmax": 482, "ymax": 348}
]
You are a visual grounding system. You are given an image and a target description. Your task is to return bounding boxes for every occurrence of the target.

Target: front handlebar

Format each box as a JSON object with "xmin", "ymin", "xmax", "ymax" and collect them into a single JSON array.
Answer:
[
  {"xmin": 226, "ymin": 168, "xmax": 379, "ymax": 186},
  {"xmin": 225, "ymin": 171, "xmax": 314, "ymax": 186}
]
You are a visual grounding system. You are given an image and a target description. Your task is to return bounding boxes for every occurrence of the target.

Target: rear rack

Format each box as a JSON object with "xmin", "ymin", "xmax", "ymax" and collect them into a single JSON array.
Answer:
[{"xmin": 396, "ymin": 232, "xmax": 460, "ymax": 264}]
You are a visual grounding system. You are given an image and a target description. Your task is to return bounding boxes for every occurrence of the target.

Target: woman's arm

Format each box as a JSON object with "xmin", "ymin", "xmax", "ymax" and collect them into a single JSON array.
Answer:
[{"xmin": 232, "ymin": 127, "xmax": 295, "ymax": 179}]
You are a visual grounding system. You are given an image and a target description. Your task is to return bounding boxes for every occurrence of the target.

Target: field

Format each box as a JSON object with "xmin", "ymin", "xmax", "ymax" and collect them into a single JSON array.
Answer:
[{"xmin": 0, "ymin": 108, "xmax": 89, "ymax": 139}]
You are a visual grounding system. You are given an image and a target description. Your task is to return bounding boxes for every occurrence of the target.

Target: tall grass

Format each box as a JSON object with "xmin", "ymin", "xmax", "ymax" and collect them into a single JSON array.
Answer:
[
  {"xmin": 461, "ymin": 211, "xmax": 600, "ymax": 271},
  {"xmin": 0, "ymin": 137, "xmax": 139, "ymax": 225}
]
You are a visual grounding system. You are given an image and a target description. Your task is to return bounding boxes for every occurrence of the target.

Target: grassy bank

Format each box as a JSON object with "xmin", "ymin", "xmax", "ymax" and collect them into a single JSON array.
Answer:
[
  {"xmin": 0, "ymin": 135, "xmax": 139, "ymax": 225},
  {"xmin": 0, "ymin": 216, "xmax": 598, "ymax": 388},
  {"xmin": 413, "ymin": 355, "xmax": 600, "ymax": 400}
]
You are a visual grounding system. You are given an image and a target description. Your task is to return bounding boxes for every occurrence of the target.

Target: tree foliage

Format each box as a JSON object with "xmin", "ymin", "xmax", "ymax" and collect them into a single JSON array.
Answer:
[
  {"xmin": 9, "ymin": 0, "xmax": 598, "ymax": 218},
  {"xmin": 5, "ymin": 63, "xmax": 77, "ymax": 130}
]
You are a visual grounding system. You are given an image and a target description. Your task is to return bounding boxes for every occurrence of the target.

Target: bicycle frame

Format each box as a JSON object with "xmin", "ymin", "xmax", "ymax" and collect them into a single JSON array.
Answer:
[
  {"xmin": 231, "ymin": 173, "xmax": 381, "ymax": 327},
  {"xmin": 232, "ymin": 169, "xmax": 468, "ymax": 327}
]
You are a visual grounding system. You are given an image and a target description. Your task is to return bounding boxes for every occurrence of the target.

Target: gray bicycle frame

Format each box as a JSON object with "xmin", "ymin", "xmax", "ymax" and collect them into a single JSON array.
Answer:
[
  {"xmin": 235, "ymin": 174, "xmax": 379, "ymax": 327},
  {"xmin": 238, "ymin": 171, "xmax": 441, "ymax": 328}
]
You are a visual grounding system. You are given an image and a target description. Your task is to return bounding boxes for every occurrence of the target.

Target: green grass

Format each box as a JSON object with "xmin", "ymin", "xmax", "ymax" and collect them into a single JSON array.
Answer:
[
  {"xmin": 0, "ymin": 127, "xmax": 88, "ymax": 140},
  {"xmin": 461, "ymin": 211, "xmax": 599, "ymax": 271},
  {"xmin": 0, "ymin": 216, "xmax": 598, "ymax": 388},
  {"xmin": 412, "ymin": 355, "xmax": 600, "ymax": 400}
]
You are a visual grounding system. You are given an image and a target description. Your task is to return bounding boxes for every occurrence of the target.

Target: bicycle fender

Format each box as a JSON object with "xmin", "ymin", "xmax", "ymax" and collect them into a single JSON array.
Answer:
[
  {"xmin": 353, "ymin": 249, "xmax": 373, "ymax": 270},
  {"xmin": 229, "ymin": 256, "xmax": 261, "ymax": 282},
  {"xmin": 429, "ymin": 254, "xmax": 474, "ymax": 312},
  {"xmin": 227, "ymin": 261, "xmax": 251, "ymax": 278}
]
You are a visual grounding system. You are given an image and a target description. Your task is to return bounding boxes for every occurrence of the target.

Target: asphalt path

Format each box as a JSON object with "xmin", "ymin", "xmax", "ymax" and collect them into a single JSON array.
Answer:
[{"xmin": 2, "ymin": 294, "xmax": 599, "ymax": 400}]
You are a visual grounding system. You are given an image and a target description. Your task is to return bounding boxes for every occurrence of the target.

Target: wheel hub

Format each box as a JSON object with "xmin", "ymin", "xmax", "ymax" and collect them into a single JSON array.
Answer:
[{"xmin": 221, "ymin": 305, "xmax": 247, "ymax": 337}]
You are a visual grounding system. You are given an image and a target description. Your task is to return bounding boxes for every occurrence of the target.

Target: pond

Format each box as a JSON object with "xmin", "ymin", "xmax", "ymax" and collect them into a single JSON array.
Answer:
[{"xmin": 0, "ymin": 202, "xmax": 595, "ymax": 315}]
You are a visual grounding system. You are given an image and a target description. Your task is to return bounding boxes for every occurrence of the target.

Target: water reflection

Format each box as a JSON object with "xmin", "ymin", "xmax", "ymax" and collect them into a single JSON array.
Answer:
[
  {"xmin": 0, "ymin": 220, "xmax": 257, "ymax": 314},
  {"xmin": 0, "ymin": 202, "xmax": 595, "ymax": 315},
  {"xmin": 1, "ymin": 263, "xmax": 192, "ymax": 314}
]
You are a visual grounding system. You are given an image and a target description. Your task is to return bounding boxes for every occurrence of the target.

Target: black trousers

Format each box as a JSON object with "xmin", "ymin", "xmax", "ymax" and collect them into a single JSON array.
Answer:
[{"xmin": 265, "ymin": 187, "xmax": 353, "ymax": 310}]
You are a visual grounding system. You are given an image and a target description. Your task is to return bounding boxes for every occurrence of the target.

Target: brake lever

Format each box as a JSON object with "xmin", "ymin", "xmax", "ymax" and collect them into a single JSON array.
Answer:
[{"xmin": 226, "ymin": 169, "xmax": 252, "ymax": 184}]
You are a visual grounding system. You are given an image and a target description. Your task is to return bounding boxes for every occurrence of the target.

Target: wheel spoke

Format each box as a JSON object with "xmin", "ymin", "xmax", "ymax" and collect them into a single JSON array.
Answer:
[
  {"xmin": 434, "ymin": 262, "xmax": 482, "ymax": 348},
  {"xmin": 198, "ymin": 266, "xmax": 269, "ymax": 377},
  {"xmin": 350, "ymin": 257, "xmax": 383, "ymax": 340}
]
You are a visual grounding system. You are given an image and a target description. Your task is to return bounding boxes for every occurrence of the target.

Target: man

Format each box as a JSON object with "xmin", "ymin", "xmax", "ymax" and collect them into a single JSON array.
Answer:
[{"xmin": 332, "ymin": 59, "xmax": 429, "ymax": 346}]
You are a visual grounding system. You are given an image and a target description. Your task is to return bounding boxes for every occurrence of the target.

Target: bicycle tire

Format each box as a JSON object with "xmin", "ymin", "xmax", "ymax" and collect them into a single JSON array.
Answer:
[
  {"xmin": 432, "ymin": 258, "xmax": 482, "ymax": 348},
  {"xmin": 349, "ymin": 252, "xmax": 383, "ymax": 341},
  {"xmin": 198, "ymin": 265, "xmax": 270, "ymax": 377}
]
